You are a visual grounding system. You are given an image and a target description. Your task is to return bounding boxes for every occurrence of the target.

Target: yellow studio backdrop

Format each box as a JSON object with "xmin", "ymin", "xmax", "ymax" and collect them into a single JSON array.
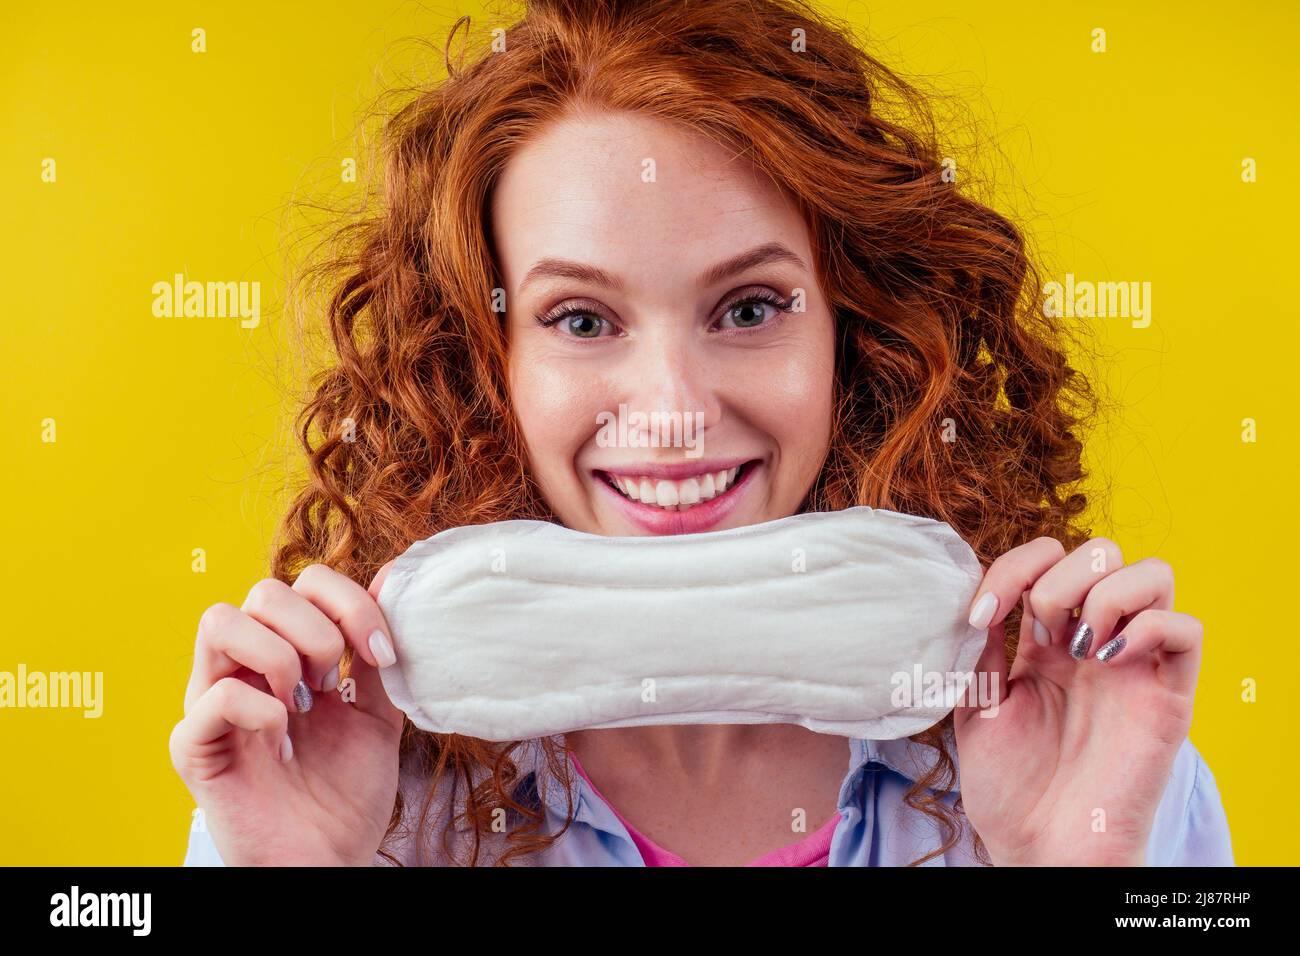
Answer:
[{"xmin": 1, "ymin": 1, "xmax": 1294, "ymax": 865}]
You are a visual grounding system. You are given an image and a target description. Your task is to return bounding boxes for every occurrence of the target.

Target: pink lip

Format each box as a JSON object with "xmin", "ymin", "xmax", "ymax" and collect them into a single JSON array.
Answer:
[{"xmin": 593, "ymin": 459, "xmax": 762, "ymax": 535}]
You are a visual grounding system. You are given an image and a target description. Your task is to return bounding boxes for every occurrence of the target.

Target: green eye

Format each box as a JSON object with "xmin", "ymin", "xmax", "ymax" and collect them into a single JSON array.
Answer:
[
  {"xmin": 565, "ymin": 313, "xmax": 605, "ymax": 337},
  {"xmin": 534, "ymin": 306, "xmax": 613, "ymax": 338},
  {"xmin": 719, "ymin": 292, "xmax": 791, "ymax": 330},
  {"xmin": 727, "ymin": 301, "xmax": 770, "ymax": 328}
]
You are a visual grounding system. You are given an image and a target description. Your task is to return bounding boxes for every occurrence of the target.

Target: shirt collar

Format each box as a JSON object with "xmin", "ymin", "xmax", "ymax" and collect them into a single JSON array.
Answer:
[{"xmin": 863, "ymin": 726, "xmax": 961, "ymax": 792}]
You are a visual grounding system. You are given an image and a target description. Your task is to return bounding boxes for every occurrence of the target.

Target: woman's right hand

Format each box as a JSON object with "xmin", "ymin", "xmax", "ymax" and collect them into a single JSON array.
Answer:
[{"xmin": 170, "ymin": 560, "xmax": 404, "ymax": 866}]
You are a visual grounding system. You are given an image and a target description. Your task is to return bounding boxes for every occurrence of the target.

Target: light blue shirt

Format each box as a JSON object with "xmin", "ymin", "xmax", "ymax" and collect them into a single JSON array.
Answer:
[{"xmin": 183, "ymin": 730, "xmax": 1234, "ymax": 866}]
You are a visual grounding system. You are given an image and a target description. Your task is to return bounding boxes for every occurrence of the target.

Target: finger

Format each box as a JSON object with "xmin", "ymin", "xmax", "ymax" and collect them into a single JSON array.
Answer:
[
  {"xmin": 293, "ymin": 562, "xmax": 401, "ymax": 722},
  {"xmin": 241, "ymin": 578, "xmax": 347, "ymax": 693},
  {"xmin": 188, "ymin": 603, "xmax": 306, "ymax": 716},
  {"xmin": 1009, "ymin": 588, "xmax": 1049, "ymax": 681},
  {"xmin": 1090, "ymin": 608, "xmax": 1202, "ymax": 695},
  {"xmin": 1070, "ymin": 557, "xmax": 1175, "ymax": 661},
  {"xmin": 1021, "ymin": 588, "xmax": 1052, "ymax": 649},
  {"xmin": 329, "ymin": 559, "xmax": 408, "ymax": 714},
  {"xmin": 967, "ymin": 537, "xmax": 1067, "ymax": 631},
  {"xmin": 172, "ymin": 676, "xmax": 291, "ymax": 764},
  {"xmin": 954, "ymin": 620, "xmax": 1008, "ymax": 732},
  {"xmin": 1026, "ymin": 536, "xmax": 1125, "ymax": 651},
  {"xmin": 292, "ymin": 563, "xmax": 397, "ymax": 671},
  {"xmin": 369, "ymin": 559, "xmax": 397, "ymax": 601}
]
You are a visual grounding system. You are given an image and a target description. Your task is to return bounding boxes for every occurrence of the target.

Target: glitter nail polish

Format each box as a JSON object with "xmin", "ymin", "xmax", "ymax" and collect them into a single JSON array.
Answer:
[
  {"xmin": 293, "ymin": 679, "xmax": 314, "ymax": 713},
  {"xmin": 1068, "ymin": 621, "xmax": 1094, "ymax": 660},
  {"xmin": 1096, "ymin": 634, "xmax": 1127, "ymax": 662}
]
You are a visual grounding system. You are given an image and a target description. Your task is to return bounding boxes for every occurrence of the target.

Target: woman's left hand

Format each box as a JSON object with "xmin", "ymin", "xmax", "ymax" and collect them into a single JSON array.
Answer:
[{"xmin": 952, "ymin": 536, "xmax": 1202, "ymax": 866}]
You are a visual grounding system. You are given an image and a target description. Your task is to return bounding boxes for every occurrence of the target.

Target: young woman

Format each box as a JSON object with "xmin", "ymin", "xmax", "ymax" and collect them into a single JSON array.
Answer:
[{"xmin": 171, "ymin": 0, "xmax": 1234, "ymax": 866}]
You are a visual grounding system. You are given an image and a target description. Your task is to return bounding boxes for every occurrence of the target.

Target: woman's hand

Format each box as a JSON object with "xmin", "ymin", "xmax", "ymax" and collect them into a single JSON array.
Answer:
[
  {"xmin": 952, "ymin": 537, "xmax": 1201, "ymax": 866},
  {"xmin": 169, "ymin": 560, "xmax": 404, "ymax": 866}
]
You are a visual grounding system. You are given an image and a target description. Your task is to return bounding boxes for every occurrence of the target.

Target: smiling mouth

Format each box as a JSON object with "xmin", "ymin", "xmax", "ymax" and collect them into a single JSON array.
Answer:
[{"xmin": 595, "ymin": 460, "xmax": 759, "ymax": 512}]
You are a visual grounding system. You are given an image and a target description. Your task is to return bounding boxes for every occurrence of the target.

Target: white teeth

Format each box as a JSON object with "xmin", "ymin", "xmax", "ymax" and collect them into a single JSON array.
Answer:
[
  {"xmin": 606, "ymin": 465, "xmax": 748, "ymax": 511},
  {"xmin": 654, "ymin": 480, "xmax": 679, "ymax": 507}
]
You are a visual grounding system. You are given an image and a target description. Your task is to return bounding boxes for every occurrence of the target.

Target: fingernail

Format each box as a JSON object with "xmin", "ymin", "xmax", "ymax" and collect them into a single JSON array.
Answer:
[
  {"xmin": 369, "ymin": 629, "xmax": 397, "ymax": 668},
  {"xmin": 292, "ymin": 679, "xmax": 314, "ymax": 713},
  {"xmin": 1069, "ymin": 621, "xmax": 1094, "ymax": 660},
  {"xmin": 322, "ymin": 664, "xmax": 340, "ymax": 692},
  {"xmin": 1096, "ymin": 634, "xmax": 1127, "ymax": 662},
  {"xmin": 1032, "ymin": 619, "xmax": 1051, "ymax": 647},
  {"xmin": 279, "ymin": 734, "xmax": 294, "ymax": 762},
  {"xmin": 969, "ymin": 592, "xmax": 998, "ymax": 629}
]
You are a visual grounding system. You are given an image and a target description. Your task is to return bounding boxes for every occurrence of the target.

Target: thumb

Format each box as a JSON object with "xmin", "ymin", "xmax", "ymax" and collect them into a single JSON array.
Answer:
[
  {"xmin": 953, "ymin": 620, "xmax": 1008, "ymax": 733},
  {"xmin": 368, "ymin": 558, "xmax": 398, "ymax": 601}
]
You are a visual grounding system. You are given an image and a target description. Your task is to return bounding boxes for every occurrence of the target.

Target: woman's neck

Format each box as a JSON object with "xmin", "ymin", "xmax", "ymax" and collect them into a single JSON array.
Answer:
[{"xmin": 564, "ymin": 723, "xmax": 850, "ymax": 788}]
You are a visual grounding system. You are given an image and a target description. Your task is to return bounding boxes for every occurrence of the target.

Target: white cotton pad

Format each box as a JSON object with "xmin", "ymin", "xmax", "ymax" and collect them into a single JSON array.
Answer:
[{"xmin": 375, "ymin": 506, "xmax": 988, "ymax": 742}]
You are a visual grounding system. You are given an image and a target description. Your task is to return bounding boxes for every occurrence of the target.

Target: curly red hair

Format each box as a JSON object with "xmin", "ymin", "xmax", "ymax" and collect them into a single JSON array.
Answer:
[{"xmin": 273, "ymin": 0, "xmax": 1100, "ymax": 866}]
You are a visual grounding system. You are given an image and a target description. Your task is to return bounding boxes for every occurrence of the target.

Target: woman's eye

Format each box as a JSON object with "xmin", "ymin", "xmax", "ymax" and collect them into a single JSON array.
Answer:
[
  {"xmin": 538, "ymin": 292, "xmax": 788, "ymax": 338},
  {"xmin": 562, "ymin": 313, "xmax": 607, "ymax": 337},
  {"xmin": 540, "ymin": 311, "xmax": 614, "ymax": 338},
  {"xmin": 718, "ymin": 296, "xmax": 782, "ymax": 330}
]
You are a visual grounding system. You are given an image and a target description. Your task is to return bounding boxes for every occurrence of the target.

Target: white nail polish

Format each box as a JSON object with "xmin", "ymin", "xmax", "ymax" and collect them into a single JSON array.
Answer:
[
  {"xmin": 322, "ymin": 664, "xmax": 340, "ymax": 692},
  {"xmin": 369, "ymin": 630, "xmax": 397, "ymax": 668},
  {"xmin": 968, "ymin": 592, "xmax": 998, "ymax": 629},
  {"xmin": 279, "ymin": 734, "xmax": 294, "ymax": 763},
  {"xmin": 1033, "ymin": 619, "xmax": 1051, "ymax": 646}
]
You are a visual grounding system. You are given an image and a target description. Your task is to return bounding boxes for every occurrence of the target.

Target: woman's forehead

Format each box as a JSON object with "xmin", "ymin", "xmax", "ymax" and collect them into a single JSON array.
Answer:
[{"xmin": 491, "ymin": 112, "xmax": 810, "ymax": 292}]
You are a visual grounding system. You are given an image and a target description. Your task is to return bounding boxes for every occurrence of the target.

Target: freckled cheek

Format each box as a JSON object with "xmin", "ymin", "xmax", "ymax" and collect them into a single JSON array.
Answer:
[
  {"xmin": 508, "ymin": 354, "xmax": 610, "ymax": 480},
  {"xmin": 727, "ymin": 342, "xmax": 835, "ymax": 457}
]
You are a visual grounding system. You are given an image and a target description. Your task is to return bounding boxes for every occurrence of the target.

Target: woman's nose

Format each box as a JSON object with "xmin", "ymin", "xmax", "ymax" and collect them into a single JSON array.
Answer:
[{"xmin": 619, "ymin": 334, "xmax": 722, "ymax": 443}]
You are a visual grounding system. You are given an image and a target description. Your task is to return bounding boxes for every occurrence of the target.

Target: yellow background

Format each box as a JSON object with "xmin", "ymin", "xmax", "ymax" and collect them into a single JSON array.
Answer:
[{"xmin": 2, "ymin": 1, "xmax": 1294, "ymax": 864}]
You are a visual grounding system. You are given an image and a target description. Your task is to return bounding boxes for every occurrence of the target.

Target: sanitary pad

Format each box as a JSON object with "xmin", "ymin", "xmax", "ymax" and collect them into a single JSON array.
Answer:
[{"xmin": 375, "ymin": 506, "xmax": 987, "ymax": 741}]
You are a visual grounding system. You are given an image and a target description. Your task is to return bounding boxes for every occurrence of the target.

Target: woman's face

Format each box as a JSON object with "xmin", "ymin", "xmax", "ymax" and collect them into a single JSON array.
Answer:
[{"xmin": 493, "ymin": 110, "xmax": 835, "ymax": 536}]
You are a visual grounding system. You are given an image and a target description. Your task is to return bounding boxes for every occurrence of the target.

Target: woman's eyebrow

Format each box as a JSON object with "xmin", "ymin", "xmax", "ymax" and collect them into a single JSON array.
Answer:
[
  {"xmin": 698, "ymin": 242, "xmax": 808, "ymax": 287},
  {"xmin": 517, "ymin": 242, "xmax": 808, "ymax": 295},
  {"xmin": 519, "ymin": 258, "xmax": 622, "ymax": 293}
]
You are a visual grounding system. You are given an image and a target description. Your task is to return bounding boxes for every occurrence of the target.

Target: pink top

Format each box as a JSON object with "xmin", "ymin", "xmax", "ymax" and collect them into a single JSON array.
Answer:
[{"xmin": 569, "ymin": 750, "xmax": 841, "ymax": 866}]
